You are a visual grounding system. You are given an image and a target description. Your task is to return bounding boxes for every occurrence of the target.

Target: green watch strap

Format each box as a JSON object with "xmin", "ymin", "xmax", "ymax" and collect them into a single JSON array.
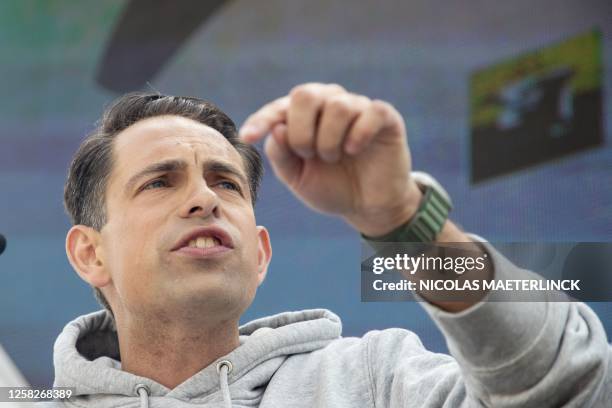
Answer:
[{"xmin": 363, "ymin": 184, "xmax": 453, "ymax": 243}]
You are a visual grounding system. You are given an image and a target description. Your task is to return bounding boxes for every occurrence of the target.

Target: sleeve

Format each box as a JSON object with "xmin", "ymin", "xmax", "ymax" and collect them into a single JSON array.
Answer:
[{"xmin": 417, "ymin": 241, "xmax": 611, "ymax": 407}]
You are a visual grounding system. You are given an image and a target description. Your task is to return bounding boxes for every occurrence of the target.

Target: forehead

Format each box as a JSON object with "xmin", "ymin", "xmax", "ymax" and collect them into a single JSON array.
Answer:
[{"xmin": 111, "ymin": 115, "xmax": 244, "ymax": 178}]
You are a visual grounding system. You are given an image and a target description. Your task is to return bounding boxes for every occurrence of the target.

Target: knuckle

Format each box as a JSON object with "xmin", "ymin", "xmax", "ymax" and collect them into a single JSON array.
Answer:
[
  {"xmin": 326, "ymin": 96, "xmax": 353, "ymax": 116},
  {"xmin": 290, "ymin": 85, "xmax": 320, "ymax": 105},
  {"xmin": 326, "ymin": 83, "xmax": 346, "ymax": 93},
  {"xmin": 371, "ymin": 99, "xmax": 392, "ymax": 117},
  {"xmin": 371, "ymin": 99, "xmax": 389, "ymax": 111},
  {"xmin": 272, "ymin": 95, "xmax": 290, "ymax": 110},
  {"xmin": 356, "ymin": 95, "xmax": 372, "ymax": 107}
]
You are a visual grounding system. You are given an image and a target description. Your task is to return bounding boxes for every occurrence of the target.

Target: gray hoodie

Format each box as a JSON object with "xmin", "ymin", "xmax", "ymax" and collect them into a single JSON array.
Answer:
[{"xmin": 39, "ymin": 243, "xmax": 611, "ymax": 407}]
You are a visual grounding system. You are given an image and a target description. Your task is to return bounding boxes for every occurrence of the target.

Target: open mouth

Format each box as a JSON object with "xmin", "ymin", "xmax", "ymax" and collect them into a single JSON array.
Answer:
[
  {"xmin": 172, "ymin": 226, "xmax": 234, "ymax": 258},
  {"xmin": 186, "ymin": 236, "xmax": 222, "ymax": 249}
]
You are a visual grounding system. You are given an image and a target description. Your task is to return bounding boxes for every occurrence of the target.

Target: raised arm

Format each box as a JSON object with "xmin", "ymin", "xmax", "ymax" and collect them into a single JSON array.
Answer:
[{"xmin": 240, "ymin": 83, "xmax": 612, "ymax": 406}]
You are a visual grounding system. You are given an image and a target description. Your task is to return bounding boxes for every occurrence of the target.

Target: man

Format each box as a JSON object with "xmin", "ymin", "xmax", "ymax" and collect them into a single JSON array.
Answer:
[{"xmin": 42, "ymin": 83, "xmax": 609, "ymax": 407}]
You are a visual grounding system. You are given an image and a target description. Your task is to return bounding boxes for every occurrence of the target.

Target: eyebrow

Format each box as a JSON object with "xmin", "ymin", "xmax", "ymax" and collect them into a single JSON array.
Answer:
[
  {"xmin": 124, "ymin": 158, "xmax": 248, "ymax": 194},
  {"xmin": 125, "ymin": 159, "xmax": 187, "ymax": 194},
  {"xmin": 204, "ymin": 160, "xmax": 248, "ymax": 188}
]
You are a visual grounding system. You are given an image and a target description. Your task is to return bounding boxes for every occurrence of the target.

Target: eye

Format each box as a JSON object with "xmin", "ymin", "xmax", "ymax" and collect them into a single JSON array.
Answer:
[
  {"xmin": 217, "ymin": 180, "xmax": 241, "ymax": 192},
  {"xmin": 142, "ymin": 178, "xmax": 168, "ymax": 190}
]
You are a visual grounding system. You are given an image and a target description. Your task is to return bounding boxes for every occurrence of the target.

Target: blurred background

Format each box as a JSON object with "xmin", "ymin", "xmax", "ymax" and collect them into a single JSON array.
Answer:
[{"xmin": 0, "ymin": 0, "xmax": 610, "ymax": 387}]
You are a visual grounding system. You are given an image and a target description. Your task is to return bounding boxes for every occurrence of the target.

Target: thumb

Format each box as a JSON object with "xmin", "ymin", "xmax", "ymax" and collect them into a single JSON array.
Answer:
[{"xmin": 264, "ymin": 123, "xmax": 302, "ymax": 188}]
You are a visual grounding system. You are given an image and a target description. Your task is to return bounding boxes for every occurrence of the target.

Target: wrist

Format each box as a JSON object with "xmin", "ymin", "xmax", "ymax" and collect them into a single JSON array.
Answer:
[
  {"xmin": 361, "ymin": 173, "xmax": 453, "ymax": 243},
  {"xmin": 346, "ymin": 180, "xmax": 423, "ymax": 237}
]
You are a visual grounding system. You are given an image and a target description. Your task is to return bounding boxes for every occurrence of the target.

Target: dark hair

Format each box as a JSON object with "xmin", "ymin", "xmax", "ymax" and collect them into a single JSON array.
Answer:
[{"xmin": 64, "ymin": 93, "xmax": 263, "ymax": 314}]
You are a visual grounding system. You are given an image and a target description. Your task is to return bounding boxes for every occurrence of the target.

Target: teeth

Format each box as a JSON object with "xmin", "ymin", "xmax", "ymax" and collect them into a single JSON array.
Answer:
[
  {"xmin": 196, "ymin": 237, "xmax": 207, "ymax": 248},
  {"xmin": 190, "ymin": 236, "xmax": 222, "ymax": 249}
]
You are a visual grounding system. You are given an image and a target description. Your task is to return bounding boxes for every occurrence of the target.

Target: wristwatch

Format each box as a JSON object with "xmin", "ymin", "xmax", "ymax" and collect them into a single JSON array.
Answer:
[{"xmin": 363, "ymin": 172, "xmax": 453, "ymax": 243}]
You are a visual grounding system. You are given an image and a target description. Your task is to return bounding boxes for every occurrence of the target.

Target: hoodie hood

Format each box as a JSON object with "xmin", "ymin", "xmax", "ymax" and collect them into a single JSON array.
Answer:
[{"xmin": 52, "ymin": 309, "xmax": 342, "ymax": 406}]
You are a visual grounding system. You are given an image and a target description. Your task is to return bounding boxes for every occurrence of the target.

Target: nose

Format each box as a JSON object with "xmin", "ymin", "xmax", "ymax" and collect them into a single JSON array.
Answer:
[{"xmin": 178, "ymin": 178, "xmax": 220, "ymax": 219}]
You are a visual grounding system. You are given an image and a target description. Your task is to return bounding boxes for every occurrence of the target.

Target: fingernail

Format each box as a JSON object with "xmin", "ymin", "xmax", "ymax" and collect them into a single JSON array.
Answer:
[
  {"xmin": 345, "ymin": 142, "xmax": 359, "ymax": 155},
  {"xmin": 297, "ymin": 149, "xmax": 314, "ymax": 159},
  {"xmin": 321, "ymin": 153, "xmax": 339, "ymax": 163}
]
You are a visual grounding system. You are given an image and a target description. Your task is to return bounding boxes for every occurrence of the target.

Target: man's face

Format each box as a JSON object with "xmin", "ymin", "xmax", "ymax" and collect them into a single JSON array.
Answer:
[{"xmin": 98, "ymin": 115, "xmax": 270, "ymax": 322}]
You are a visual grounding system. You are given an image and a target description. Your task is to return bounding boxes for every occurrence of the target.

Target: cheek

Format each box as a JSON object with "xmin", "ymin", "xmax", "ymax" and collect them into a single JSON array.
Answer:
[
  {"xmin": 107, "ymin": 217, "xmax": 160, "ymax": 297},
  {"xmin": 241, "ymin": 225, "xmax": 264, "ymax": 282},
  {"xmin": 237, "ymin": 217, "xmax": 258, "ymax": 253},
  {"xmin": 122, "ymin": 205, "xmax": 164, "ymax": 249}
]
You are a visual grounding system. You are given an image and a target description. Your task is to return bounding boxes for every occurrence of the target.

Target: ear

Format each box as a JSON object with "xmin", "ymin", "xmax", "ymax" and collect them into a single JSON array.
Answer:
[
  {"xmin": 255, "ymin": 226, "xmax": 272, "ymax": 285},
  {"xmin": 65, "ymin": 225, "xmax": 111, "ymax": 288}
]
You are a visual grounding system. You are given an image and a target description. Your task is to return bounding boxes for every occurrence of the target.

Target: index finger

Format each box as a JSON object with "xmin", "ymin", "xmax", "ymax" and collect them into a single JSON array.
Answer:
[{"xmin": 239, "ymin": 96, "xmax": 289, "ymax": 143}]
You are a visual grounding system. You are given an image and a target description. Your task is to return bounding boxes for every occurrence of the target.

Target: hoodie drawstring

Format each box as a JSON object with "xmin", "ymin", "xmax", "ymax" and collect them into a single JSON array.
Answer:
[
  {"xmin": 134, "ymin": 361, "xmax": 232, "ymax": 408},
  {"xmin": 135, "ymin": 384, "xmax": 150, "ymax": 408},
  {"xmin": 216, "ymin": 360, "xmax": 233, "ymax": 408}
]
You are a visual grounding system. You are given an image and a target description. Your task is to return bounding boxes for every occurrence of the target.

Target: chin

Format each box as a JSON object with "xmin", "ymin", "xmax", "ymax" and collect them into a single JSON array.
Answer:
[{"xmin": 168, "ymin": 279, "xmax": 252, "ymax": 312}]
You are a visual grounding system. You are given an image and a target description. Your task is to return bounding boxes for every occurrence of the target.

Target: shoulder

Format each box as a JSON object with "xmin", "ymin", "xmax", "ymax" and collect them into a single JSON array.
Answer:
[
  {"xmin": 314, "ymin": 327, "xmax": 432, "ymax": 364},
  {"xmin": 360, "ymin": 328, "xmax": 456, "ymax": 376},
  {"xmin": 363, "ymin": 327, "xmax": 426, "ymax": 349}
]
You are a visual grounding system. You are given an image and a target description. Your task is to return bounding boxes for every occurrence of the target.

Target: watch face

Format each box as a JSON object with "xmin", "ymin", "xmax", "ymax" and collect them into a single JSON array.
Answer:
[{"xmin": 469, "ymin": 29, "xmax": 604, "ymax": 184}]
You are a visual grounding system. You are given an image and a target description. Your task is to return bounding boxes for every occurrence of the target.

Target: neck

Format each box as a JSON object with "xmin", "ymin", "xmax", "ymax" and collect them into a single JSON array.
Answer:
[{"xmin": 116, "ymin": 312, "xmax": 240, "ymax": 389}]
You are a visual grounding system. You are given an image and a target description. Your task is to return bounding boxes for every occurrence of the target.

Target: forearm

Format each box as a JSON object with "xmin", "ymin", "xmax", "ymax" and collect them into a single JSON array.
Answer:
[
  {"xmin": 418, "ymin": 220, "xmax": 494, "ymax": 312},
  {"xmin": 421, "ymin": 244, "xmax": 611, "ymax": 407}
]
